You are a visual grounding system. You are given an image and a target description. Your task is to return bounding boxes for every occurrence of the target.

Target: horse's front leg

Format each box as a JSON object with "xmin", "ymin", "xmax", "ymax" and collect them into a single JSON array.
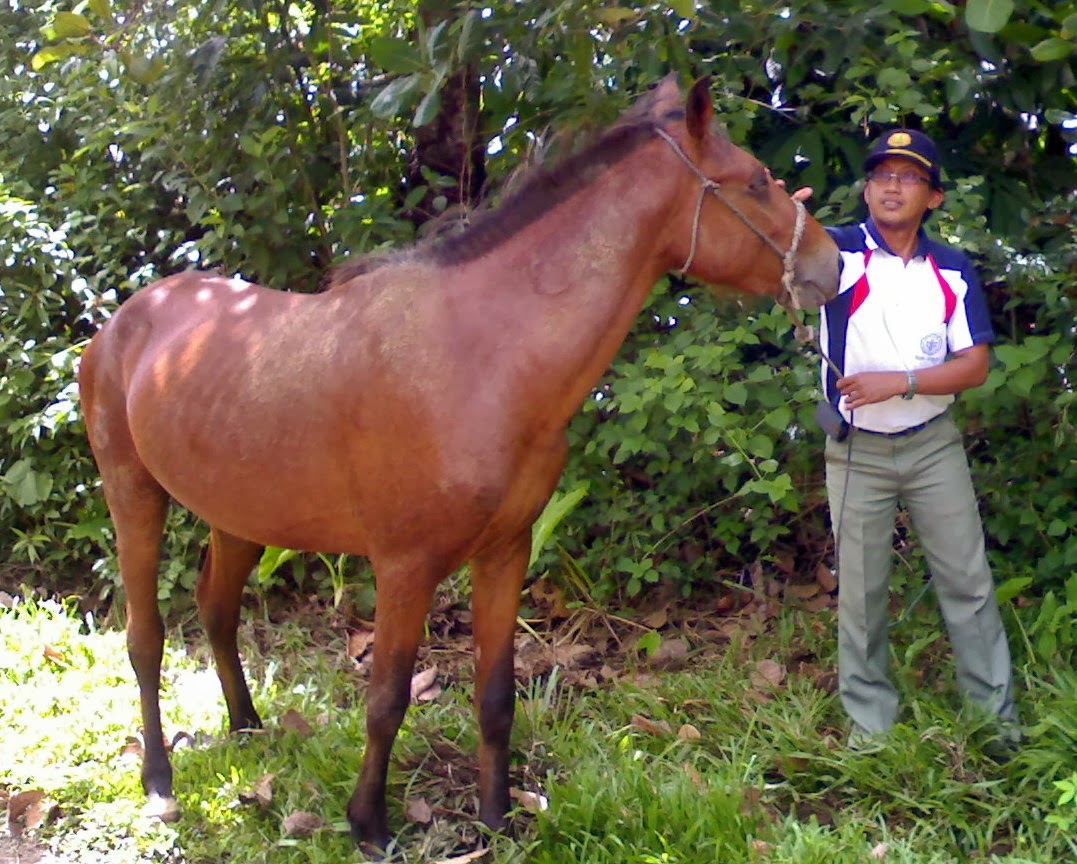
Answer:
[
  {"xmin": 348, "ymin": 561, "xmax": 441, "ymax": 856},
  {"xmin": 469, "ymin": 530, "xmax": 532, "ymax": 832}
]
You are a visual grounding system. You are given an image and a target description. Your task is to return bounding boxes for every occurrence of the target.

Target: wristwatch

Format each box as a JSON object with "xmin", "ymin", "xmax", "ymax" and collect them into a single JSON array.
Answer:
[{"xmin": 903, "ymin": 370, "xmax": 917, "ymax": 400}]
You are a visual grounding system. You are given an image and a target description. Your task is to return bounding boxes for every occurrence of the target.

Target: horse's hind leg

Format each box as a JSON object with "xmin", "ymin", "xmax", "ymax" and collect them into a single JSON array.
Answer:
[
  {"xmin": 469, "ymin": 531, "xmax": 531, "ymax": 832},
  {"xmin": 195, "ymin": 528, "xmax": 263, "ymax": 732},
  {"xmin": 96, "ymin": 460, "xmax": 176, "ymax": 819}
]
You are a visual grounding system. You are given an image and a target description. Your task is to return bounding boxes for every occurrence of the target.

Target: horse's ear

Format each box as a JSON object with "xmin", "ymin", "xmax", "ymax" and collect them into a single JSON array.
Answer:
[{"xmin": 686, "ymin": 76, "xmax": 714, "ymax": 141}]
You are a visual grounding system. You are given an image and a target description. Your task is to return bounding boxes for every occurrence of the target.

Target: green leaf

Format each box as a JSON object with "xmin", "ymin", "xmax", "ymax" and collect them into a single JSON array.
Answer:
[
  {"xmin": 995, "ymin": 576, "xmax": 1032, "ymax": 603},
  {"xmin": 1030, "ymin": 38, "xmax": 1074, "ymax": 63},
  {"xmin": 668, "ymin": 0, "xmax": 695, "ymax": 19},
  {"xmin": 455, "ymin": 9, "xmax": 483, "ymax": 63},
  {"xmin": 88, "ymin": 0, "xmax": 111, "ymax": 19},
  {"xmin": 2, "ymin": 459, "xmax": 53, "ymax": 508},
  {"xmin": 369, "ymin": 74, "xmax": 421, "ymax": 119},
  {"xmin": 30, "ymin": 43, "xmax": 86, "ymax": 70},
  {"xmin": 53, "ymin": 11, "xmax": 91, "ymax": 38},
  {"xmin": 368, "ymin": 36, "xmax": 424, "ymax": 74},
  {"xmin": 636, "ymin": 629, "xmax": 661, "ymax": 657},
  {"xmin": 965, "ymin": 0, "xmax": 1014, "ymax": 33},
  {"xmin": 724, "ymin": 381, "xmax": 748, "ymax": 406},
  {"xmin": 530, "ymin": 484, "xmax": 589, "ymax": 567},
  {"xmin": 413, "ymin": 87, "xmax": 441, "ymax": 128}
]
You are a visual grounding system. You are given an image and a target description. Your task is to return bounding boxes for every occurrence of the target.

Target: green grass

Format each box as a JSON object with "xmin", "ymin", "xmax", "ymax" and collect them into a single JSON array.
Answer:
[{"xmin": 1, "ymin": 594, "xmax": 1073, "ymax": 863}]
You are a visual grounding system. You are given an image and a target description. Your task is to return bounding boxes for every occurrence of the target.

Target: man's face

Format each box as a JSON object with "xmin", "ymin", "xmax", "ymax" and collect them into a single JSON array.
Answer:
[{"xmin": 862, "ymin": 156, "xmax": 943, "ymax": 230}]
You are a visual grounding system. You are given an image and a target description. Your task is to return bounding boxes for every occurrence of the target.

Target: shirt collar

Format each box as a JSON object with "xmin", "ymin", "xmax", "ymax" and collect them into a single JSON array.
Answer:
[{"xmin": 863, "ymin": 218, "xmax": 933, "ymax": 260}]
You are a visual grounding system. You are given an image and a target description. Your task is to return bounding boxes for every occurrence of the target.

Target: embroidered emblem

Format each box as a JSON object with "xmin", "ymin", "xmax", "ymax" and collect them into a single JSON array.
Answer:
[
  {"xmin": 920, "ymin": 333, "xmax": 945, "ymax": 356},
  {"xmin": 887, "ymin": 131, "xmax": 913, "ymax": 147}
]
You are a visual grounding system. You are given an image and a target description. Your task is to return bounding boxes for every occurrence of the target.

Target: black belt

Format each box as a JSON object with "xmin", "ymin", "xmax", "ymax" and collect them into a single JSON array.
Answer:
[{"xmin": 854, "ymin": 413, "xmax": 945, "ymax": 438}]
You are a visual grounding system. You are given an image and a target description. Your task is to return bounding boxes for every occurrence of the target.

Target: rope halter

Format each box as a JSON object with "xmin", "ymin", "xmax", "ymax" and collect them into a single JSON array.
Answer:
[{"xmin": 654, "ymin": 128, "xmax": 808, "ymax": 312}]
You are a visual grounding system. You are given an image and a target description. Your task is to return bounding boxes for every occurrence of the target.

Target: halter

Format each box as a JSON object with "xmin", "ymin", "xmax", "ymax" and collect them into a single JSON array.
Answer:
[{"xmin": 654, "ymin": 128, "xmax": 808, "ymax": 312}]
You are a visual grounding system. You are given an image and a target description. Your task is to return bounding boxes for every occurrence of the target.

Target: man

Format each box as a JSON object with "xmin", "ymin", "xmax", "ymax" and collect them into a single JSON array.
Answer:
[{"xmin": 807, "ymin": 129, "xmax": 1019, "ymax": 750}]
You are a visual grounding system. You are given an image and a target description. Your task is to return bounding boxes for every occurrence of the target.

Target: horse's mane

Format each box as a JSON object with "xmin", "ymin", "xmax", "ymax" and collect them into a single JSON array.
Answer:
[{"xmin": 323, "ymin": 90, "xmax": 686, "ymax": 290}]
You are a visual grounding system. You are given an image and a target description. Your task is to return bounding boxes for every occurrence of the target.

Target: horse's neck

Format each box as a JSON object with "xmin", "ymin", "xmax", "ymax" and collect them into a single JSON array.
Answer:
[{"xmin": 459, "ymin": 145, "xmax": 679, "ymax": 425}]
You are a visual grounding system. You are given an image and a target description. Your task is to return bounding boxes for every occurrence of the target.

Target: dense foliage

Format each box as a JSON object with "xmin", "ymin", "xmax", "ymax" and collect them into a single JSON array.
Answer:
[{"xmin": 1, "ymin": 2, "xmax": 1073, "ymax": 644}]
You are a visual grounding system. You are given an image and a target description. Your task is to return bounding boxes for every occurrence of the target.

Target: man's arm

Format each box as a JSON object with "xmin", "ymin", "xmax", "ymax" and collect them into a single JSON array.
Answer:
[{"xmin": 837, "ymin": 344, "xmax": 989, "ymax": 410}]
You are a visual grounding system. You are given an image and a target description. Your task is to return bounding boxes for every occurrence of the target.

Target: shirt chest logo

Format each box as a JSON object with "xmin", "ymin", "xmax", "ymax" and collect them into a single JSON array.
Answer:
[{"xmin": 920, "ymin": 333, "xmax": 945, "ymax": 356}]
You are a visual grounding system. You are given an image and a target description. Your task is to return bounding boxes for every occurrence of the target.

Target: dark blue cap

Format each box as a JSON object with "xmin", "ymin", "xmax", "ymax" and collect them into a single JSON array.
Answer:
[{"xmin": 864, "ymin": 129, "xmax": 942, "ymax": 188}]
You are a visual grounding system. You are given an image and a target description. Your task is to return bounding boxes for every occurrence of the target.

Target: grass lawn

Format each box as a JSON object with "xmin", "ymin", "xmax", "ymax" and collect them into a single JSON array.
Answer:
[{"xmin": 1, "ymin": 587, "xmax": 1073, "ymax": 863}]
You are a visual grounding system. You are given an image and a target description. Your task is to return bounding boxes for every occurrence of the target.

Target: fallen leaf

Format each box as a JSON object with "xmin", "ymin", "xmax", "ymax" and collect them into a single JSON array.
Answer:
[
  {"xmin": 642, "ymin": 607, "xmax": 668, "ymax": 629},
  {"xmin": 346, "ymin": 629, "xmax": 374, "ymax": 660},
  {"xmin": 648, "ymin": 637, "xmax": 689, "ymax": 668},
  {"xmin": 6, "ymin": 790, "xmax": 52, "ymax": 836},
  {"xmin": 0, "ymin": 591, "xmax": 14, "ymax": 608},
  {"xmin": 510, "ymin": 787, "xmax": 548, "ymax": 812},
  {"xmin": 677, "ymin": 723, "xmax": 702, "ymax": 741},
  {"xmin": 282, "ymin": 810, "xmax": 322, "ymax": 836},
  {"xmin": 239, "ymin": 773, "xmax": 275, "ymax": 807},
  {"xmin": 816, "ymin": 562, "xmax": 838, "ymax": 593},
  {"xmin": 786, "ymin": 582, "xmax": 819, "ymax": 600},
  {"xmin": 870, "ymin": 841, "xmax": 889, "ymax": 859},
  {"xmin": 682, "ymin": 763, "xmax": 704, "ymax": 789},
  {"xmin": 119, "ymin": 736, "xmax": 143, "ymax": 759},
  {"xmin": 805, "ymin": 595, "xmax": 832, "ymax": 612},
  {"xmin": 42, "ymin": 644, "xmax": 67, "ymax": 665},
  {"xmin": 630, "ymin": 714, "xmax": 672, "ymax": 737},
  {"xmin": 751, "ymin": 659, "xmax": 786, "ymax": 688},
  {"xmin": 552, "ymin": 642, "xmax": 598, "ymax": 668},
  {"xmin": 405, "ymin": 796, "xmax": 433, "ymax": 824},
  {"xmin": 749, "ymin": 838, "xmax": 772, "ymax": 856},
  {"xmin": 410, "ymin": 665, "xmax": 441, "ymax": 702},
  {"xmin": 280, "ymin": 709, "xmax": 313, "ymax": 737}
]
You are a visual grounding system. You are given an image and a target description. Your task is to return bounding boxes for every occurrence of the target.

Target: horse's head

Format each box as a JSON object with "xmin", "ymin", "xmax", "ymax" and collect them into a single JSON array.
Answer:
[{"xmin": 649, "ymin": 77, "xmax": 838, "ymax": 310}]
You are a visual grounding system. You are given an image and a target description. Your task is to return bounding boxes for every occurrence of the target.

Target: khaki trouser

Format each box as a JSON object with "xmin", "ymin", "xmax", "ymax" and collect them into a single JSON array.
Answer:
[{"xmin": 825, "ymin": 413, "xmax": 1017, "ymax": 735}]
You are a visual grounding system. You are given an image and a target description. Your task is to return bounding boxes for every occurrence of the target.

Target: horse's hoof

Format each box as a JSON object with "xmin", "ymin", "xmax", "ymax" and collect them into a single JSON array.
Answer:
[{"xmin": 142, "ymin": 794, "xmax": 180, "ymax": 823}]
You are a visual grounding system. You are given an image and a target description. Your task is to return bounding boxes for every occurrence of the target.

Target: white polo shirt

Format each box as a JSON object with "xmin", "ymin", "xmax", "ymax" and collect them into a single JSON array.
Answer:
[{"xmin": 819, "ymin": 219, "xmax": 995, "ymax": 434}]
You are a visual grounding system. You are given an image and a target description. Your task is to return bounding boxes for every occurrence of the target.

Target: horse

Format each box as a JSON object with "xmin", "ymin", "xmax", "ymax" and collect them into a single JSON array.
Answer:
[{"xmin": 77, "ymin": 75, "xmax": 838, "ymax": 854}]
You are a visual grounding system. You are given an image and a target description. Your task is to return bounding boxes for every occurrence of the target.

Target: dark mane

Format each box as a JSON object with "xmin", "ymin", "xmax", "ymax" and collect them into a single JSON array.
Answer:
[
  {"xmin": 426, "ymin": 117, "xmax": 661, "ymax": 266},
  {"xmin": 323, "ymin": 94, "xmax": 685, "ymax": 289}
]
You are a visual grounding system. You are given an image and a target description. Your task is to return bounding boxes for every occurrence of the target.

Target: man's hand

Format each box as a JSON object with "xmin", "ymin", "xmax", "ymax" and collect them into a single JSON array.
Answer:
[{"xmin": 837, "ymin": 371, "xmax": 907, "ymax": 409}]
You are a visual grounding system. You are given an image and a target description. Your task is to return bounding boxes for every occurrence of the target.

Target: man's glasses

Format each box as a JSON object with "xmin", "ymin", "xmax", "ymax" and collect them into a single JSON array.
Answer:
[{"xmin": 866, "ymin": 170, "xmax": 931, "ymax": 187}]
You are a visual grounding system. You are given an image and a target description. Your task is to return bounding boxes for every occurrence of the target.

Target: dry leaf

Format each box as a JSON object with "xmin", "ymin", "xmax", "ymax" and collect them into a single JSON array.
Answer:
[
  {"xmin": 0, "ymin": 591, "xmax": 14, "ymax": 609},
  {"xmin": 805, "ymin": 595, "xmax": 832, "ymax": 612},
  {"xmin": 870, "ymin": 841, "xmax": 889, "ymax": 860},
  {"xmin": 648, "ymin": 637, "xmax": 689, "ymax": 668},
  {"xmin": 119, "ymin": 736, "xmax": 143, "ymax": 759},
  {"xmin": 282, "ymin": 810, "xmax": 322, "ymax": 836},
  {"xmin": 630, "ymin": 714, "xmax": 672, "ymax": 737},
  {"xmin": 642, "ymin": 607, "xmax": 668, "ymax": 629},
  {"xmin": 749, "ymin": 838, "xmax": 772, "ymax": 856},
  {"xmin": 7, "ymin": 790, "xmax": 52, "ymax": 836},
  {"xmin": 677, "ymin": 723, "xmax": 702, "ymax": 741},
  {"xmin": 682, "ymin": 763, "xmax": 704, "ymax": 789},
  {"xmin": 510, "ymin": 788, "xmax": 549, "ymax": 812},
  {"xmin": 552, "ymin": 642, "xmax": 597, "ymax": 668},
  {"xmin": 751, "ymin": 659, "xmax": 786, "ymax": 688},
  {"xmin": 816, "ymin": 562, "xmax": 838, "ymax": 593},
  {"xmin": 280, "ymin": 708, "xmax": 313, "ymax": 737},
  {"xmin": 405, "ymin": 796, "xmax": 433, "ymax": 824},
  {"xmin": 239, "ymin": 773, "xmax": 275, "ymax": 807},
  {"xmin": 786, "ymin": 582, "xmax": 819, "ymax": 600},
  {"xmin": 346, "ymin": 629, "xmax": 374, "ymax": 660},
  {"xmin": 410, "ymin": 665, "xmax": 441, "ymax": 702},
  {"xmin": 42, "ymin": 644, "xmax": 67, "ymax": 665}
]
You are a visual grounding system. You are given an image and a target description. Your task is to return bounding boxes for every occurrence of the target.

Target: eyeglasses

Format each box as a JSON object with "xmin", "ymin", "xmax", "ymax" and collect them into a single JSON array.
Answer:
[{"xmin": 866, "ymin": 170, "xmax": 931, "ymax": 187}]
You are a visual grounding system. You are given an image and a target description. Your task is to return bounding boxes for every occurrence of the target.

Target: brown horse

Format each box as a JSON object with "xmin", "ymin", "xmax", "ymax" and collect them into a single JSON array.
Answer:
[{"xmin": 78, "ymin": 76, "xmax": 837, "ymax": 853}]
